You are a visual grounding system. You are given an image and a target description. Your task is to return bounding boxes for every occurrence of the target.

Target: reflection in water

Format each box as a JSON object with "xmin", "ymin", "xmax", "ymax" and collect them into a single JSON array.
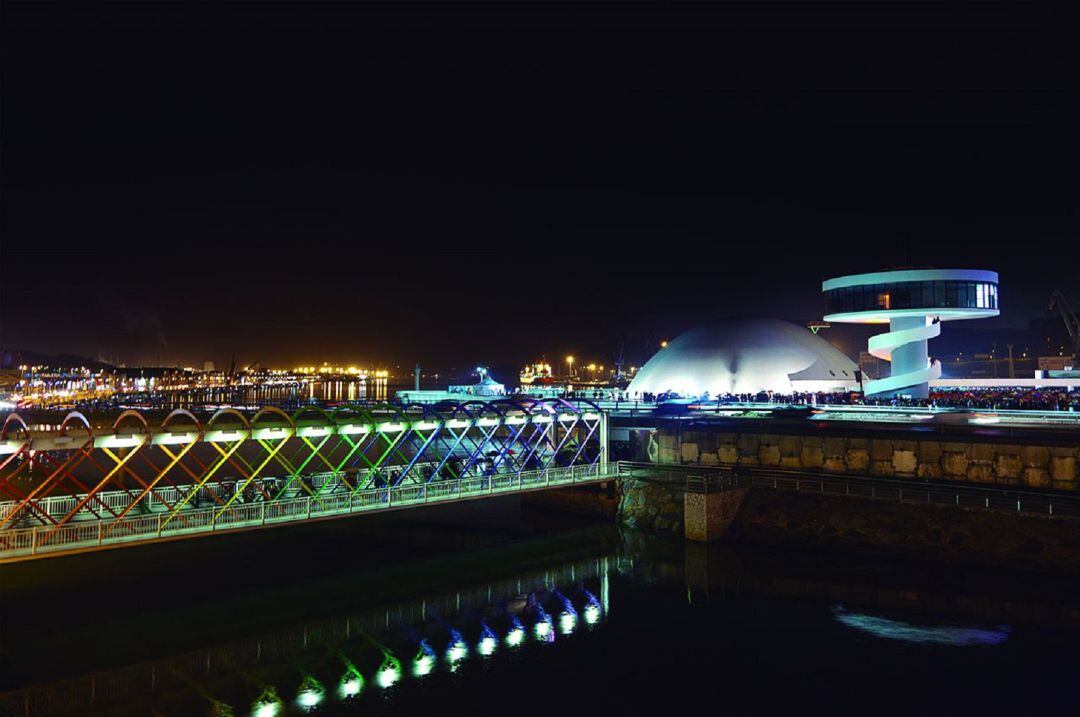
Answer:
[
  {"xmin": 1, "ymin": 556, "xmax": 611, "ymax": 717},
  {"xmin": 413, "ymin": 640, "xmax": 436, "ymax": 677},
  {"xmin": 4, "ymin": 526, "xmax": 1078, "ymax": 716},
  {"xmin": 832, "ymin": 605, "xmax": 1011, "ymax": 646},
  {"xmin": 108, "ymin": 379, "xmax": 399, "ymax": 413}
]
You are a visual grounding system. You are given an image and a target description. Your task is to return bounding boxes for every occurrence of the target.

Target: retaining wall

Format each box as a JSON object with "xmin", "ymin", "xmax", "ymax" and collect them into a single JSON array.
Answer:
[{"xmin": 657, "ymin": 428, "xmax": 1079, "ymax": 490}]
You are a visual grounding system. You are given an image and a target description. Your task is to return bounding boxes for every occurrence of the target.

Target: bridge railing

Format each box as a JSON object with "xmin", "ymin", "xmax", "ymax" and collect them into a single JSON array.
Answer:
[{"xmin": 0, "ymin": 463, "xmax": 616, "ymax": 560}]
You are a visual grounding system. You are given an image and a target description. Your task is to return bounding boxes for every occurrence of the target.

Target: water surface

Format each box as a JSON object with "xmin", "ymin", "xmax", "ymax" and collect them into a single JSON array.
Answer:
[{"xmin": 1, "ymin": 502, "xmax": 1076, "ymax": 716}]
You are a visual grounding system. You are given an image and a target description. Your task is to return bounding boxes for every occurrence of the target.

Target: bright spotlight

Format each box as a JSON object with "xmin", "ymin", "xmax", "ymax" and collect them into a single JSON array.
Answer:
[
  {"xmin": 338, "ymin": 675, "xmax": 363, "ymax": 699},
  {"xmin": 584, "ymin": 604, "xmax": 601, "ymax": 625},
  {"xmin": 377, "ymin": 665, "xmax": 401, "ymax": 689},
  {"xmin": 559, "ymin": 611, "xmax": 577, "ymax": 635}
]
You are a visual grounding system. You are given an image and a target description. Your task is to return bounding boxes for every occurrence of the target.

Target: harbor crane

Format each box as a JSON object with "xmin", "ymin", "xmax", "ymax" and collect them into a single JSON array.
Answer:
[{"xmin": 1048, "ymin": 290, "xmax": 1080, "ymax": 367}]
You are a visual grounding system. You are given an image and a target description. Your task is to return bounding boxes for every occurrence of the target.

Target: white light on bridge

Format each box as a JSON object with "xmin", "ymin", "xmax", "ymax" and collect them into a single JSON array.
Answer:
[
  {"xmin": 252, "ymin": 701, "xmax": 280, "ymax": 717},
  {"xmin": 376, "ymin": 664, "xmax": 401, "ymax": 689},
  {"xmin": 559, "ymin": 611, "xmax": 577, "ymax": 635},
  {"xmin": 413, "ymin": 653, "xmax": 435, "ymax": 677},
  {"xmin": 506, "ymin": 626, "xmax": 525, "ymax": 647},
  {"xmin": 338, "ymin": 674, "xmax": 363, "ymax": 698},
  {"xmin": 584, "ymin": 604, "xmax": 601, "ymax": 625},
  {"xmin": 446, "ymin": 640, "xmax": 468, "ymax": 671}
]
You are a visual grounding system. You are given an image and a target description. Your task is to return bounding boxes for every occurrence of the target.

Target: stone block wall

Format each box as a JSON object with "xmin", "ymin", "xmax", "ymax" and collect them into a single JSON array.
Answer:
[
  {"xmin": 617, "ymin": 477, "xmax": 683, "ymax": 532},
  {"xmin": 684, "ymin": 488, "xmax": 748, "ymax": 542},
  {"xmin": 667, "ymin": 428, "xmax": 1079, "ymax": 491}
]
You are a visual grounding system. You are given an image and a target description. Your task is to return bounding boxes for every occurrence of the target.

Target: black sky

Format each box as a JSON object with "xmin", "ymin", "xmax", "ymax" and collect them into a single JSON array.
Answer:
[{"xmin": 2, "ymin": 1, "xmax": 1077, "ymax": 369}]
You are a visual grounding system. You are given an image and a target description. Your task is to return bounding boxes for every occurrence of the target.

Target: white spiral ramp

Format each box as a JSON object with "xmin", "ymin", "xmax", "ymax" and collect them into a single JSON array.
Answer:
[{"xmin": 863, "ymin": 318, "xmax": 942, "ymax": 396}]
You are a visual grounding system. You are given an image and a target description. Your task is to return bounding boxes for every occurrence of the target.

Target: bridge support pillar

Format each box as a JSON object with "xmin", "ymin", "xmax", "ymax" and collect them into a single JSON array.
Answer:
[{"xmin": 684, "ymin": 488, "xmax": 747, "ymax": 542}]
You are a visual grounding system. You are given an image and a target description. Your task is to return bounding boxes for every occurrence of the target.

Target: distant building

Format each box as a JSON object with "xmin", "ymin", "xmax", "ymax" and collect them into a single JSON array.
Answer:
[{"xmin": 203, "ymin": 360, "xmax": 216, "ymax": 372}]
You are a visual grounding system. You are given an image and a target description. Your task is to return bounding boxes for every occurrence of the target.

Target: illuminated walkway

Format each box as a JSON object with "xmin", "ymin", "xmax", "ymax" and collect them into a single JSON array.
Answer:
[{"xmin": 0, "ymin": 401, "xmax": 612, "ymax": 561}]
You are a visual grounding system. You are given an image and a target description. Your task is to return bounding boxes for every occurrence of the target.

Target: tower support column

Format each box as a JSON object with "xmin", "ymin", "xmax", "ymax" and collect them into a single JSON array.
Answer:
[{"xmin": 889, "ymin": 315, "xmax": 930, "ymax": 399}]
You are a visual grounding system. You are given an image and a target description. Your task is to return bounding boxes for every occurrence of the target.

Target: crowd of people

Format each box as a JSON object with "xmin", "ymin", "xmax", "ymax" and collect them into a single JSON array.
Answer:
[{"xmin": 556, "ymin": 387, "xmax": 1080, "ymax": 412}]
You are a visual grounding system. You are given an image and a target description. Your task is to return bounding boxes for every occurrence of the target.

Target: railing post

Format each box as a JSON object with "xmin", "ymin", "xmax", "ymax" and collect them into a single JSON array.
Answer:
[
  {"xmin": 98, "ymin": 523, "xmax": 103, "ymax": 546},
  {"xmin": 307, "ymin": 497, "xmax": 313, "ymax": 518},
  {"xmin": 30, "ymin": 526, "xmax": 37, "ymax": 555},
  {"xmin": 260, "ymin": 502, "xmax": 266, "ymax": 526},
  {"xmin": 157, "ymin": 514, "xmax": 163, "ymax": 537}
]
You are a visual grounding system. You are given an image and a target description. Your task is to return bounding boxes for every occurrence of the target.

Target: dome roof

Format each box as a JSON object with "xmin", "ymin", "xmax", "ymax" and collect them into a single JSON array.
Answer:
[{"xmin": 628, "ymin": 318, "xmax": 859, "ymax": 396}]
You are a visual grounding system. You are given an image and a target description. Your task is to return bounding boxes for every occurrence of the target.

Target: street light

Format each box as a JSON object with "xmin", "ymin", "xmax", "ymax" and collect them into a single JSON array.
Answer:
[
  {"xmin": 660, "ymin": 340, "xmax": 668, "ymax": 348},
  {"xmin": 566, "ymin": 355, "xmax": 574, "ymax": 378}
]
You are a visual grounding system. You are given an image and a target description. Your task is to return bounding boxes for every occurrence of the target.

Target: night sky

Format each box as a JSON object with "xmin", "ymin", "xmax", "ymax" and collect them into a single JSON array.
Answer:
[{"xmin": 2, "ymin": 1, "xmax": 1076, "ymax": 370}]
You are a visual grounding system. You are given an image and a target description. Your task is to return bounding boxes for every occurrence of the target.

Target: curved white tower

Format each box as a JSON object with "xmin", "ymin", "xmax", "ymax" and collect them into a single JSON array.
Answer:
[{"xmin": 823, "ymin": 269, "xmax": 999, "ymax": 398}]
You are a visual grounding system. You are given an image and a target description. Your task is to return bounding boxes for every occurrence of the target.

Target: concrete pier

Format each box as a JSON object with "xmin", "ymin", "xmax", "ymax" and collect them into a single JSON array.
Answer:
[{"xmin": 683, "ymin": 487, "xmax": 748, "ymax": 542}]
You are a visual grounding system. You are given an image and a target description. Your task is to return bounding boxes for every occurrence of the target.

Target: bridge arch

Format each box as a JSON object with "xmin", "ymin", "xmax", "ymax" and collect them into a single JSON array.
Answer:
[
  {"xmin": 251, "ymin": 406, "xmax": 295, "ymax": 430},
  {"xmin": 161, "ymin": 408, "xmax": 203, "ymax": 436},
  {"xmin": 112, "ymin": 409, "xmax": 150, "ymax": 433},
  {"xmin": 207, "ymin": 407, "xmax": 251, "ymax": 430},
  {"xmin": 1, "ymin": 413, "xmax": 31, "ymax": 442},
  {"xmin": 59, "ymin": 412, "xmax": 94, "ymax": 446}
]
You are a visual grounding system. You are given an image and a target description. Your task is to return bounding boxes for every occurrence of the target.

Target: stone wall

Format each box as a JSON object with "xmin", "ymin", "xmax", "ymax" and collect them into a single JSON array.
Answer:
[
  {"xmin": 615, "ymin": 472, "xmax": 1080, "ymax": 572},
  {"xmin": 684, "ymin": 488, "xmax": 748, "ymax": 542},
  {"xmin": 618, "ymin": 477, "xmax": 683, "ymax": 532},
  {"xmin": 666, "ymin": 428, "xmax": 1079, "ymax": 490},
  {"xmin": 728, "ymin": 489, "xmax": 1080, "ymax": 574}
]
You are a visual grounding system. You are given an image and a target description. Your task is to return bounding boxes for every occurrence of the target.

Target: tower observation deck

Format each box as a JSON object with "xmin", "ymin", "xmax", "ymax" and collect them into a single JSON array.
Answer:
[{"xmin": 823, "ymin": 269, "xmax": 1000, "ymax": 398}]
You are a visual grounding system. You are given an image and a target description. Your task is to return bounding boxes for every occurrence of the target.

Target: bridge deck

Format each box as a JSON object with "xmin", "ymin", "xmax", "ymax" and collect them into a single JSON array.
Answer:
[{"xmin": 0, "ymin": 464, "xmax": 618, "ymax": 562}]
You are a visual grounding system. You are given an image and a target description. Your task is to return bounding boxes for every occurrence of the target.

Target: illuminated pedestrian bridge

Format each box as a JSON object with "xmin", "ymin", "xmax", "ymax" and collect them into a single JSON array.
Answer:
[{"xmin": 0, "ymin": 400, "xmax": 612, "ymax": 561}]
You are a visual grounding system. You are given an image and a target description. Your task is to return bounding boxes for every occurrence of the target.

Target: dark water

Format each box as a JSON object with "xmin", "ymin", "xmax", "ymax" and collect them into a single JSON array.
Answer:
[{"xmin": 1, "ymin": 500, "xmax": 1077, "ymax": 716}]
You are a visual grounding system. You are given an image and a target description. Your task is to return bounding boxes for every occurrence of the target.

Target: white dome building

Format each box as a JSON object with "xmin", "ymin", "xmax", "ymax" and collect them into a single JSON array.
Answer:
[{"xmin": 628, "ymin": 318, "xmax": 859, "ymax": 396}]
